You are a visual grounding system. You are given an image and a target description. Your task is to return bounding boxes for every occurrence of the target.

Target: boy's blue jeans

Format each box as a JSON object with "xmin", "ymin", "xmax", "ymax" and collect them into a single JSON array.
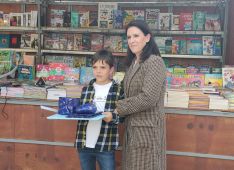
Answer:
[{"xmin": 78, "ymin": 148, "xmax": 115, "ymax": 170}]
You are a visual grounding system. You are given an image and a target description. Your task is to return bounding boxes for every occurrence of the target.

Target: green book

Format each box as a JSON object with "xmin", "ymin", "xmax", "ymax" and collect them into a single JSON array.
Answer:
[{"xmin": 71, "ymin": 11, "xmax": 79, "ymax": 28}]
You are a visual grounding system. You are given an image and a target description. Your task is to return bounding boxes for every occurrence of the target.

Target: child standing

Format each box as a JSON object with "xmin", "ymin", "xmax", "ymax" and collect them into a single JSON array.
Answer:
[{"xmin": 75, "ymin": 49, "xmax": 124, "ymax": 170}]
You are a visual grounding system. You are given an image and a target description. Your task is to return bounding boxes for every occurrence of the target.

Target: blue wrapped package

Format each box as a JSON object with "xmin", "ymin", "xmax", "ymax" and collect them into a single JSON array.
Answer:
[
  {"xmin": 75, "ymin": 103, "xmax": 97, "ymax": 115},
  {"xmin": 58, "ymin": 97, "xmax": 80, "ymax": 115}
]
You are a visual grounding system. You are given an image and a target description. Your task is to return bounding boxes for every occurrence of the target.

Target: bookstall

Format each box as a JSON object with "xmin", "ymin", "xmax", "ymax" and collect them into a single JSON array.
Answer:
[{"xmin": 1, "ymin": 0, "xmax": 234, "ymax": 169}]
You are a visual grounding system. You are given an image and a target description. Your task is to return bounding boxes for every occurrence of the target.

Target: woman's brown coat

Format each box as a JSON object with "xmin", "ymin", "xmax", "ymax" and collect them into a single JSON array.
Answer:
[{"xmin": 117, "ymin": 55, "xmax": 166, "ymax": 170}]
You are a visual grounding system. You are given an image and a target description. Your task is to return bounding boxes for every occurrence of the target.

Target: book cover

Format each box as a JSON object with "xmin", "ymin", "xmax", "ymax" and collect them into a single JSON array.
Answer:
[
  {"xmin": 123, "ymin": 10, "xmax": 145, "ymax": 28},
  {"xmin": 222, "ymin": 67, "xmax": 234, "ymax": 88},
  {"xmin": 193, "ymin": 11, "xmax": 205, "ymax": 31},
  {"xmin": 186, "ymin": 74, "xmax": 205, "ymax": 87},
  {"xmin": 30, "ymin": 33, "xmax": 41, "ymax": 49},
  {"xmin": 74, "ymin": 56, "xmax": 86, "ymax": 68},
  {"xmin": 213, "ymin": 36, "xmax": 222, "ymax": 56},
  {"xmin": 187, "ymin": 36, "xmax": 203, "ymax": 55},
  {"xmin": 79, "ymin": 66, "xmax": 94, "ymax": 85},
  {"xmin": 80, "ymin": 11, "xmax": 89, "ymax": 28},
  {"xmin": 104, "ymin": 35, "xmax": 122, "ymax": 52},
  {"xmin": 64, "ymin": 67, "xmax": 80, "ymax": 81},
  {"xmin": 205, "ymin": 13, "xmax": 221, "ymax": 31},
  {"xmin": 91, "ymin": 34, "xmax": 104, "ymax": 51},
  {"xmin": 113, "ymin": 9, "xmax": 123, "ymax": 29},
  {"xmin": 50, "ymin": 9, "xmax": 65, "ymax": 27},
  {"xmin": 172, "ymin": 39, "xmax": 180, "ymax": 54},
  {"xmin": 145, "ymin": 8, "xmax": 160, "ymax": 30},
  {"xmin": 71, "ymin": 11, "xmax": 79, "ymax": 28},
  {"xmin": 48, "ymin": 63, "xmax": 67, "ymax": 81},
  {"xmin": 82, "ymin": 34, "xmax": 91, "ymax": 51},
  {"xmin": 179, "ymin": 13, "xmax": 192, "ymax": 30},
  {"xmin": 59, "ymin": 34, "xmax": 68, "ymax": 50},
  {"xmin": 20, "ymin": 34, "xmax": 31, "ymax": 48},
  {"xmin": 205, "ymin": 73, "xmax": 222, "ymax": 87},
  {"xmin": 63, "ymin": 11, "xmax": 71, "ymax": 27},
  {"xmin": 159, "ymin": 13, "xmax": 171, "ymax": 30},
  {"xmin": 66, "ymin": 34, "xmax": 74, "ymax": 50},
  {"xmin": 154, "ymin": 36, "xmax": 172, "ymax": 54},
  {"xmin": 0, "ymin": 51, "xmax": 11, "ymax": 74},
  {"xmin": 98, "ymin": 2, "xmax": 117, "ymax": 28},
  {"xmin": 17, "ymin": 64, "xmax": 35, "ymax": 80},
  {"xmin": 9, "ymin": 34, "xmax": 21, "ymax": 48},
  {"xmin": 165, "ymin": 39, "xmax": 172, "ymax": 54},
  {"xmin": 202, "ymin": 36, "xmax": 214, "ymax": 55},
  {"xmin": 0, "ymin": 34, "xmax": 10, "ymax": 48},
  {"xmin": 89, "ymin": 11, "xmax": 98, "ymax": 27},
  {"xmin": 36, "ymin": 64, "xmax": 50, "ymax": 80},
  {"xmin": 74, "ymin": 34, "xmax": 83, "ymax": 51},
  {"xmin": 171, "ymin": 15, "xmax": 180, "ymax": 31}
]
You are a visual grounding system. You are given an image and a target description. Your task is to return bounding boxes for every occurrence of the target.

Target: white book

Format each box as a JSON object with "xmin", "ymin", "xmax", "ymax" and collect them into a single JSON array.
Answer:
[{"xmin": 98, "ymin": 2, "xmax": 118, "ymax": 28}]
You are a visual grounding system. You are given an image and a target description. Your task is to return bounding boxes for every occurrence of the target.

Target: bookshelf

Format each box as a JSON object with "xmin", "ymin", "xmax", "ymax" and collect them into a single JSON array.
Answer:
[
  {"xmin": 40, "ymin": 0, "xmax": 228, "ymax": 66},
  {"xmin": 0, "ymin": 0, "xmax": 230, "ymax": 73}
]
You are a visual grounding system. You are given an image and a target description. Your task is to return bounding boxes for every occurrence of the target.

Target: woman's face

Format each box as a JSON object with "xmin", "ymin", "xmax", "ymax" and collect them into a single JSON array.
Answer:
[{"xmin": 127, "ymin": 26, "xmax": 150, "ymax": 57}]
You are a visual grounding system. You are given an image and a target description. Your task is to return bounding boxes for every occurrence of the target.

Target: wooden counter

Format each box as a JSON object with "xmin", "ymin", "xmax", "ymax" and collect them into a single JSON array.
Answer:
[{"xmin": 0, "ymin": 99, "xmax": 234, "ymax": 169}]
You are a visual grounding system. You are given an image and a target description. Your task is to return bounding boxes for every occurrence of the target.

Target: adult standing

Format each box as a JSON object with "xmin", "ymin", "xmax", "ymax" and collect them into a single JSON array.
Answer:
[{"xmin": 103, "ymin": 20, "xmax": 167, "ymax": 170}]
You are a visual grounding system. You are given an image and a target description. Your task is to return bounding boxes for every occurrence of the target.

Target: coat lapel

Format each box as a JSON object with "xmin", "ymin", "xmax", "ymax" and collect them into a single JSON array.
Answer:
[{"xmin": 125, "ymin": 62, "xmax": 140, "ymax": 96}]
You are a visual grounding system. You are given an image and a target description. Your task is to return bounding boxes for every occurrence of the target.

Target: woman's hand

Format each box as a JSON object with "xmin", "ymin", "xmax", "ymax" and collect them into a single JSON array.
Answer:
[{"xmin": 102, "ymin": 112, "xmax": 113, "ymax": 122}]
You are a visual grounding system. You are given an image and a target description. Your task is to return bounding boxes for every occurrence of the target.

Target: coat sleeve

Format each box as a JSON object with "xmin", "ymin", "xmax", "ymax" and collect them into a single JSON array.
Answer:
[{"xmin": 116, "ymin": 56, "xmax": 166, "ymax": 116}]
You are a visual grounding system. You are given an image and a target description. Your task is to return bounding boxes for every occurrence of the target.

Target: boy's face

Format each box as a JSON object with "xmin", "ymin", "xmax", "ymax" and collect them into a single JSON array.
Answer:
[{"xmin": 92, "ymin": 60, "xmax": 114, "ymax": 85}]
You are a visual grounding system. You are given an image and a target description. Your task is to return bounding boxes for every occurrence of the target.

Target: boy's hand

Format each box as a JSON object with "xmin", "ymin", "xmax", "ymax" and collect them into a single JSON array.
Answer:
[{"xmin": 102, "ymin": 112, "xmax": 113, "ymax": 122}]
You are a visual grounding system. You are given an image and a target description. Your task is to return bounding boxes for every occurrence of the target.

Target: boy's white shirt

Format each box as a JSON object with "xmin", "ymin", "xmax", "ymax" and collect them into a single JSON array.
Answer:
[{"xmin": 85, "ymin": 81, "xmax": 112, "ymax": 148}]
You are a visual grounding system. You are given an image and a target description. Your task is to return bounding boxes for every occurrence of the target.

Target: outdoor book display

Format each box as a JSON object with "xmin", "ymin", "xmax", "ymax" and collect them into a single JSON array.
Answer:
[{"xmin": 1, "ymin": 0, "xmax": 234, "ymax": 170}]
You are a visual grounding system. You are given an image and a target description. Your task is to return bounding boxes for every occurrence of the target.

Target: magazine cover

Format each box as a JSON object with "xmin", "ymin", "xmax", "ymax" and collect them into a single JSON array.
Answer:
[{"xmin": 98, "ymin": 2, "xmax": 117, "ymax": 28}]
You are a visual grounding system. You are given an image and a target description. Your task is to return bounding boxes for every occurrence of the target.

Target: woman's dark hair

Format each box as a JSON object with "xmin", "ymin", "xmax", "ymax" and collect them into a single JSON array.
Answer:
[
  {"xmin": 92, "ymin": 49, "xmax": 114, "ymax": 68},
  {"xmin": 125, "ymin": 20, "xmax": 161, "ymax": 67}
]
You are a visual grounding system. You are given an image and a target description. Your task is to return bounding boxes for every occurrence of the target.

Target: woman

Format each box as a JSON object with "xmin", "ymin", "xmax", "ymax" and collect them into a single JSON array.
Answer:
[{"xmin": 103, "ymin": 20, "xmax": 166, "ymax": 170}]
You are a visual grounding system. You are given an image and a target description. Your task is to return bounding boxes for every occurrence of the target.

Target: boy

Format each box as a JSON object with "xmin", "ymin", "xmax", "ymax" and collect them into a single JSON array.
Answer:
[{"xmin": 75, "ymin": 49, "xmax": 124, "ymax": 170}]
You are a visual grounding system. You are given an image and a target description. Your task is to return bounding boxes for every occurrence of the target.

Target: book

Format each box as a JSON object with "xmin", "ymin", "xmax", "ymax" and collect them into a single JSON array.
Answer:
[
  {"xmin": 171, "ymin": 15, "xmax": 180, "ymax": 31},
  {"xmin": 80, "ymin": 11, "xmax": 89, "ymax": 28},
  {"xmin": 98, "ymin": 2, "xmax": 117, "ymax": 28},
  {"xmin": 36, "ymin": 64, "xmax": 50, "ymax": 80},
  {"xmin": 17, "ymin": 64, "xmax": 35, "ymax": 80},
  {"xmin": 10, "ymin": 13, "xmax": 23, "ymax": 26},
  {"xmin": 159, "ymin": 13, "xmax": 171, "ymax": 30},
  {"xmin": 205, "ymin": 13, "xmax": 221, "ymax": 31},
  {"xmin": 74, "ymin": 34, "xmax": 83, "ymax": 50},
  {"xmin": 79, "ymin": 67, "xmax": 94, "ymax": 85},
  {"xmin": 193, "ymin": 11, "xmax": 205, "ymax": 31},
  {"xmin": 179, "ymin": 13, "xmax": 192, "ymax": 30},
  {"xmin": 123, "ymin": 10, "xmax": 145, "ymax": 28},
  {"xmin": 0, "ymin": 34, "xmax": 10, "ymax": 48},
  {"xmin": 145, "ymin": 8, "xmax": 160, "ymax": 30},
  {"xmin": 187, "ymin": 36, "xmax": 203, "ymax": 55},
  {"xmin": 91, "ymin": 34, "xmax": 104, "ymax": 51},
  {"xmin": 71, "ymin": 11, "xmax": 79, "ymax": 28},
  {"xmin": 213, "ymin": 36, "xmax": 222, "ymax": 56},
  {"xmin": 9, "ymin": 34, "xmax": 21, "ymax": 48},
  {"xmin": 63, "ymin": 11, "xmax": 71, "ymax": 27},
  {"xmin": 204, "ymin": 74, "xmax": 222, "ymax": 87},
  {"xmin": 202, "ymin": 36, "xmax": 214, "ymax": 55},
  {"xmin": 82, "ymin": 34, "xmax": 91, "ymax": 51},
  {"xmin": 104, "ymin": 35, "xmax": 122, "ymax": 52},
  {"xmin": 113, "ymin": 9, "xmax": 123, "ymax": 29},
  {"xmin": 20, "ymin": 34, "xmax": 31, "ymax": 48},
  {"xmin": 50, "ymin": 9, "xmax": 65, "ymax": 27},
  {"xmin": 222, "ymin": 66, "xmax": 234, "ymax": 89},
  {"xmin": 89, "ymin": 11, "xmax": 98, "ymax": 27}
]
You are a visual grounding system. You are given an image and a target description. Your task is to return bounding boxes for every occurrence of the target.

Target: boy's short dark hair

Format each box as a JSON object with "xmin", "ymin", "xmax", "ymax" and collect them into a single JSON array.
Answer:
[{"xmin": 92, "ymin": 49, "xmax": 114, "ymax": 68}]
